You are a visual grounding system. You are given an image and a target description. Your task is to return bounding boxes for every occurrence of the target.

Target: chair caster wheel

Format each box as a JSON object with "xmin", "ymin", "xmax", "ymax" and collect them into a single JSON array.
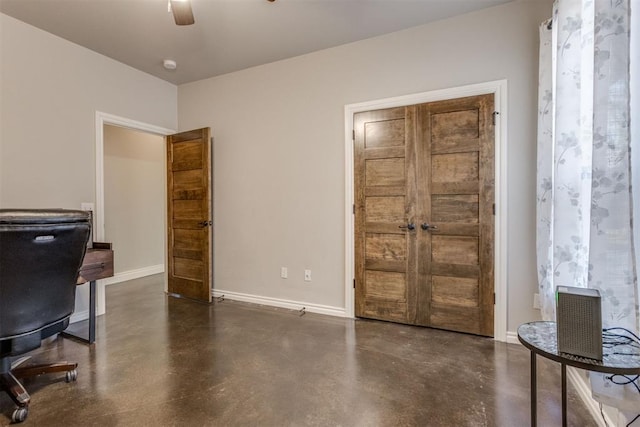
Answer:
[
  {"xmin": 12, "ymin": 406, "xmax": 28, "ymax": 423},
  {"xmin": 65, "ymin": 369, "xmax": 78, "ymax": 382}
]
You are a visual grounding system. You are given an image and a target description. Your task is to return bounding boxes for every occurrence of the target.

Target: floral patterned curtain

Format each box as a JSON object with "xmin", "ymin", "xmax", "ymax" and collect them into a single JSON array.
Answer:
[{"xmin": 536, "ymin": 0, "xmax": 639, "ymax": 334}]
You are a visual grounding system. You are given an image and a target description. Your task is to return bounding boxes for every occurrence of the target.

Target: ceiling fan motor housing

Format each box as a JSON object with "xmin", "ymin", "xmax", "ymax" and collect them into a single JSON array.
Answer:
[{"xmin": 170, "ymin": 0, "xmax": 195, "ymax": 26}]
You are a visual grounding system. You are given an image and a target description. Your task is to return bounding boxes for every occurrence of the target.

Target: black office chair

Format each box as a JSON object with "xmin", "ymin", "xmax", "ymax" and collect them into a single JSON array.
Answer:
[{"xmin": 0, "ymin": 209, "xmax": 91, "ymax": 423}]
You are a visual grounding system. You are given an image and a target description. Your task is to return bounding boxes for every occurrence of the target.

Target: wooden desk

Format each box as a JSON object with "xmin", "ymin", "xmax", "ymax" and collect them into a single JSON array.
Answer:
[
  {"xmin": 77, "ymin": 242, "xmax": 114, "ymax": 284},
  {"xmin": 62, "ymin": 242, "xmax": 114, "ymax": 344}
]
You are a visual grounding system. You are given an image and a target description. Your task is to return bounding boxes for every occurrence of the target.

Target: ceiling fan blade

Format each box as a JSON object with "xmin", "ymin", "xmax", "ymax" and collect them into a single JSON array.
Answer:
[{"xmin": 170, "ymin": 0, "xmax": 195, "ymax": 26}]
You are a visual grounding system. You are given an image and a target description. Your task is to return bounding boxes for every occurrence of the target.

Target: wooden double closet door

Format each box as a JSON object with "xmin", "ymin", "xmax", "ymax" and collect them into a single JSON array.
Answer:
[{"xmin": 354, "ymin": 94, "xmax": 495, "ymax": 336}]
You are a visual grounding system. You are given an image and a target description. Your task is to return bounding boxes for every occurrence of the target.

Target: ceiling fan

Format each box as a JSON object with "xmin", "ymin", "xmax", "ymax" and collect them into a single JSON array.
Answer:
[
  {"xmin": 168, "ymin": 0, "xmax": 276, "ymax": 26},
  {"xmin": 169, "ymin": 0, "xmax": 195, "ymax": 26}
]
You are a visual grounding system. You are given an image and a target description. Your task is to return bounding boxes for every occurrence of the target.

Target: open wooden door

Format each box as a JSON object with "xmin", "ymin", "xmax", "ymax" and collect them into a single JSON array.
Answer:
[{"xmin": 166, "ymin": 128, "xmax": 212, "ymax": 302}]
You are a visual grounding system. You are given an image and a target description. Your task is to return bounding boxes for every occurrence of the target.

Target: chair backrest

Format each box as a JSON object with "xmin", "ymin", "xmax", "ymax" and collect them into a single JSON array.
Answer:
[{"xmin": 0, "ymin": 209, "xmax": 91, "ymax": 344}]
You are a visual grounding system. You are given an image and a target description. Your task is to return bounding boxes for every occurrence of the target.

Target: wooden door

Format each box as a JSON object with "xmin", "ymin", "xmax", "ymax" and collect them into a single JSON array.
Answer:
[
  {"xmin": 354, "ymin": 94, "xmax": 494, "ymax": 336},
  {"xmin": 166, "ymin": 128, "xmax": 212, "ymax": 302},
  {"xmin": 354, "ymin": 107, "xmax": 418, "ymax": 323}
]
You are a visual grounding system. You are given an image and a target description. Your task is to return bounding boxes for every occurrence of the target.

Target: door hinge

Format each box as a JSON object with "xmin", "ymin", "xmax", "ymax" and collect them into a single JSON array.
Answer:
[
  {"xmin": 493, "ymin": 293, "xmax": 496, "ymax": 305},
  {"xmin": 353, "ymin": 204, "xmax": 355, "ymax": 214},
  {"xmin": 352, "ymin": 129, "xmax": 355, "ymax": 140},
  {"xmin": 492, "ymin": 111, "xmax": 500, "ymax": 125},
  {"xmin": 353, "ymin": 279, "xmax": 356, "ymax": 289},
  {"xmin": 492, "ymin": 203, "xmax": 496, "ymax": 215}
]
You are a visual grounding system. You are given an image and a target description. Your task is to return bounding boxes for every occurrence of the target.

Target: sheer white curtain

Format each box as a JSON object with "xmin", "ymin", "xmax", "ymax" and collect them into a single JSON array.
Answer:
[
  {"xmin": 633, "ymin": 0, "xmax": 640, "ymax": 336},
  {"xmin": 536, "ymin": 0, "xmax": 639, "ymax": 333}
]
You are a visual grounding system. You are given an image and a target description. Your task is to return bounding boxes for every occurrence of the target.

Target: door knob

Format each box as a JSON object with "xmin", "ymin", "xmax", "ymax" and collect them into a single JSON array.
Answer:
[
  {"xmin": 421, "ymin": 223, "xmax": 438, "ymax": 231},
  {"xmin": 399, "ymin": 223, "xmax": 416, "ymax": 231}
]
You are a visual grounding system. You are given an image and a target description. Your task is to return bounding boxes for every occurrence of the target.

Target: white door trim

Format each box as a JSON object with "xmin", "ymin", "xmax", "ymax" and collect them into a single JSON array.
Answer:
[
  {"xmin": 94, "ymin": 111, "xmax": 175, "ymax": 315},
  {"xmin": 344, "ymin": 80, "xmax": 508, "ymax": 342}
]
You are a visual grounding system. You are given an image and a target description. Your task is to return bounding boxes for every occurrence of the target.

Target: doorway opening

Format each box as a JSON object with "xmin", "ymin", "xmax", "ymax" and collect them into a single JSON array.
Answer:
[
  {"xmin": 94, "ymin": 112, "xmax": 175, "ymax": 316},
  {"xmin": 104, "ymin": 124, "xmax": 165, "ymax": 281}
]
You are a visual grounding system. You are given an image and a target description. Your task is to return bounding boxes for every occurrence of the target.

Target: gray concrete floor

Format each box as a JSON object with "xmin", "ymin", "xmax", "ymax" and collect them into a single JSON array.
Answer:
[{"xmin": 1, "ymin": 274, "xmax": 597, "ymax": 426}]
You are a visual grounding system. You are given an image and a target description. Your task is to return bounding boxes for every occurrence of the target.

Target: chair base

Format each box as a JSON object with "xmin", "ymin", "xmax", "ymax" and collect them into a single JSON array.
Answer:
[{"xmin": 1, "ymin": 359, "xmax": 78, "ymax": 423}]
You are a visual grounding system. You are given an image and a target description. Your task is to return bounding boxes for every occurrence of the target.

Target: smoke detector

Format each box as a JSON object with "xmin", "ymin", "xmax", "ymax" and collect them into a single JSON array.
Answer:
[{"xmin": 163, "ymin": 59, "xmax": 177, "ymax": 70}]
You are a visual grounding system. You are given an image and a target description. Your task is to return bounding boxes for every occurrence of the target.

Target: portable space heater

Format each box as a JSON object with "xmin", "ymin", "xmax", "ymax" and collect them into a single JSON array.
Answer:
[{"xmin": 556, "ymin": 286, "xmax": 603, "ymax": 360}]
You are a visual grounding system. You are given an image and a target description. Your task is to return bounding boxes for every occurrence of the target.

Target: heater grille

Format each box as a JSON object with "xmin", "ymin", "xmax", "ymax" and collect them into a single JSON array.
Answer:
[{"xmin": 556, "ymin": 286, "xmax": 603, "ymax": 360}]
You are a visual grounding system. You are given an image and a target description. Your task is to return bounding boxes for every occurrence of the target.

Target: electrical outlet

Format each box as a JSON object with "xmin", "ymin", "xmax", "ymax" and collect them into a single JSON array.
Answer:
[
  {"xmin": 304, "ymin": 269, "xmax": 311, "ymax": 282},
  {"xmin": 533, "ymin": 293, "xmax": 540, "ymax": 309},
  {"xmin": 280, "ymin": 267, "xmax": 288, "ymax": 279}
]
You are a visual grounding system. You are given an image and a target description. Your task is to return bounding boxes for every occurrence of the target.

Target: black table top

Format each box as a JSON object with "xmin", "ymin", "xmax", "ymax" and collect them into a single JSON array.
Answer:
[{"xmin": 517, "ymin": 321, "xmax": 640, "ymax": 374}]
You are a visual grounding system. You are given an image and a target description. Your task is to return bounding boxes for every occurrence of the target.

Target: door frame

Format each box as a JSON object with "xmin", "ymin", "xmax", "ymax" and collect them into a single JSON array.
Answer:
[
  {"xmin": 344, "ymin": 80, "xmax": 508, "ymax": 341},
  {"xmin": 94, "ymin": 111, "xmax": 175, "ymax": 315}
]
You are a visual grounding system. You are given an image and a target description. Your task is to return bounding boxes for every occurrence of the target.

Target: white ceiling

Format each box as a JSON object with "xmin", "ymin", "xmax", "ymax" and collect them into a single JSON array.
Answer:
[{"xmin": 0, "ymin": 0, "xmax": 512, "ymax": 85}]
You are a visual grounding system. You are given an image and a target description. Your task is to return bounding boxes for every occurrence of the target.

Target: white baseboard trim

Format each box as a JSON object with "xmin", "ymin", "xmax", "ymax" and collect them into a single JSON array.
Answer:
[
  {"xmin": 506, "ymin": 330, "xmax": 519, "ymax": 344},
  {"xmin": 212, "ymin": 288, "xmax": 346, "ymax": 318},
  {"xmin": 102, "ymin": 264, "xmax": 164, "ymax": 286}
]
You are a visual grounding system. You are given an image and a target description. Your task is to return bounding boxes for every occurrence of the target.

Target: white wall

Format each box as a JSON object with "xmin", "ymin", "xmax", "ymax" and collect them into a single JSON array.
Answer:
[
  {"xmin": 178, "ymin": 0, "xmax": 552, "ymax": 332},
  {"xmin": 104, "ymin": 125, "xmax": 165, "ymax": 274},
  {"xmin": 0, "ymin": 13, "xmax": 177, "ymax": 209}
]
